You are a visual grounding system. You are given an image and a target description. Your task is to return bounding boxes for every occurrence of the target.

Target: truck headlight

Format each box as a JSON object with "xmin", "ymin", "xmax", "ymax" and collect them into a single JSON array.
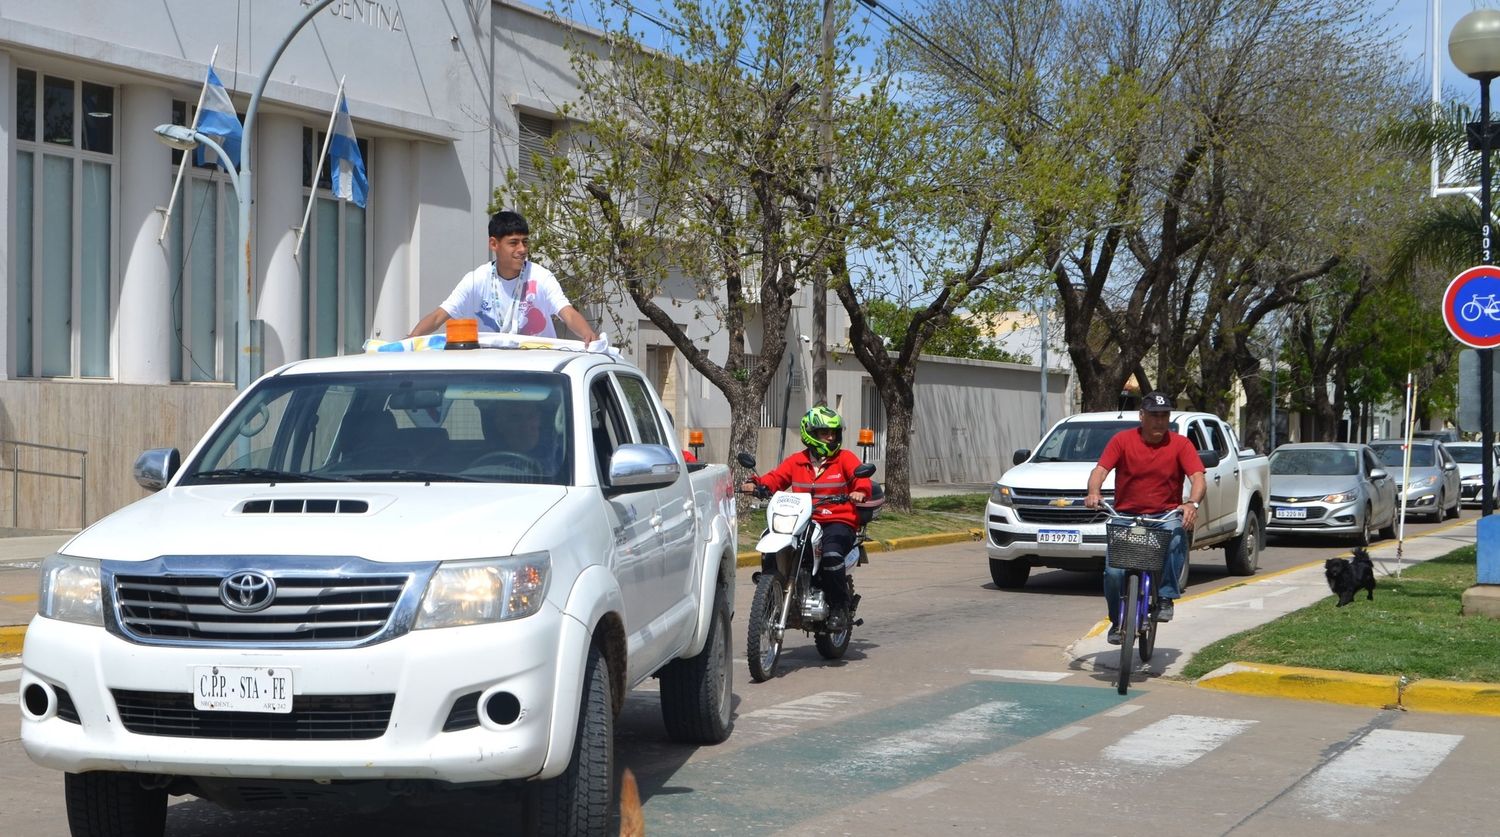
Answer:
[
  {"xmin": 38, "ymin": 554, "xmax": 103, "ymax": 626},
  {"xmin": 415, "ymin": 552, "xmax": 551, "ymax": 629},
  {"xmin": 990, "ymin": 485, "xmax": 1013, "ymax": 507}
]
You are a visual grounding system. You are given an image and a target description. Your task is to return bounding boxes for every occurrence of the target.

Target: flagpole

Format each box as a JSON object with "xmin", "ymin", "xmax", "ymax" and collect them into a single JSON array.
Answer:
[
  {"xmin": 159, "ymin": 45, "xmax": 218, "ymax": 243},
  {"xmin": 294, "ymin": 77, "xmax": 344, "ymax": 257}
]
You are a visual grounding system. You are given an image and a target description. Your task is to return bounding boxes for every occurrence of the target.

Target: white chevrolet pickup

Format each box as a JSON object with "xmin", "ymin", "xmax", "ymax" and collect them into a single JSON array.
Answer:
[
  {"xmin": 984, "ymin": 409, "xmax": 1268, "ymax": 590},
  {"xmin": 19, "ymin": 341, "xmax": 737, "ymax": 836}
]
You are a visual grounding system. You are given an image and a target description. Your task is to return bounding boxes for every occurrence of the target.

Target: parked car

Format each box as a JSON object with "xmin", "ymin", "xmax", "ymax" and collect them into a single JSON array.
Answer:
[
  {"xmin": 1266, "ymin": 443, "xmax": 1397, "ymax": 545},
  {"xmin": 984, "ymin": 409, "xmax": 1268, "ymax": 590},
  {"xmin": 1368, "ymin": 439, "xmax": 1461, "ymax": 522},
  {"xmin": 1444, "ymin": 441, "xmax": 1500, "ymax": 508}
]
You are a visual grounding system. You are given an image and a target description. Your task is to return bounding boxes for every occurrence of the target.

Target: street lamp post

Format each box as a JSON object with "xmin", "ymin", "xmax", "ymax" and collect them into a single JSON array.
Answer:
[
  {"xmin": 227, "ymin": 0, "xmax": 339, "ymax": 391},
  {"xmin": 1450, "ymin": 9, "xmax": 1500, "ymax": 516}
]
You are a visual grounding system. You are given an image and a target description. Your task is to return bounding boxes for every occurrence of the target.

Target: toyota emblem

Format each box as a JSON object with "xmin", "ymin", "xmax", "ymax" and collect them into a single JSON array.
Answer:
[{"xmin": 220, "ymin": 571, "xmax": 277, "ymax": 613}]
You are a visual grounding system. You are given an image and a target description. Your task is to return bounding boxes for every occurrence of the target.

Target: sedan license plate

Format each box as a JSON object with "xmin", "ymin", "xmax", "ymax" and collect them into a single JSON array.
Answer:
[
  {"xmin": 193, "ymin": 666, "xmax": 293, "ymax": 714},
  {"xmin": 1037, "ymin": 528, "xmax": 1082, "ymax": 544},
  {"xmin": 1274, "ymin": 506, "xmax": 1307, "ymax": 520}
]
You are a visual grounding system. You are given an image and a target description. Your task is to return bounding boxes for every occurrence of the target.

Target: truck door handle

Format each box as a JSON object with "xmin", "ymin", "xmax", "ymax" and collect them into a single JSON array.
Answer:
[
  {"xmin": 650, "ymin": 514, "xmax": 663, "ymax": 529},
  {"xmin": 681, "ymin": 499, "xmax": 694, "ymax": 513}
]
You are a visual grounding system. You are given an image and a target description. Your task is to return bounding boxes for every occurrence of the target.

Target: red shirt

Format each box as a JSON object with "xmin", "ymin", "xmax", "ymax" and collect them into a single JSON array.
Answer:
[
  {"xmin": 1098, "ymin": 428, "xmax": 1205, "ymax": 514},
  {"xmin": 755, "ymin": 448, "xmax": 873, "ymax": 529}
]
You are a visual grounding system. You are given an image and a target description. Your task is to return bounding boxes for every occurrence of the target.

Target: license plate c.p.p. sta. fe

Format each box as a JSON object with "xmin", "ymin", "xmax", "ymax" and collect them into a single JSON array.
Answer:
[{"xmin": 193, "ymin": 665, "xmax": 293, "ymax": 713}]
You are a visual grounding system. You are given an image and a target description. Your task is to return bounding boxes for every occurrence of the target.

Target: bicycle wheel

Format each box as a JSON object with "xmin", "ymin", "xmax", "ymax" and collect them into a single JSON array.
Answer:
[
  {"xmin": 1138, "ymin": 574, "xmax": 1159, "ymax": 663},
  {"xmin": 1117, "ymin": 572, "xmax": 1139, "ymax": 695}
]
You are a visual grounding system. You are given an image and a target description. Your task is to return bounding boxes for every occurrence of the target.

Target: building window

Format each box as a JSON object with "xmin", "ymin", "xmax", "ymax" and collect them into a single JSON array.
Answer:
[
  {"xmin": 13, "ymin": 69, "xmax": 116, "ymax": 378},
  {"xmin": 517, "ymin": 111, "xmax": 556, "ymax": 184},
  {"xmin": 166, "ymin": 99, "xmax": 238, "ymax": 382},
  {"xmin": 300, "ymin": 127, "xmax": 370, "ymax": 358}
]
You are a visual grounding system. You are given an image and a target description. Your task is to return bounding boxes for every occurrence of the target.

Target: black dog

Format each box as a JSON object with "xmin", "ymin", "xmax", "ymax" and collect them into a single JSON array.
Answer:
[{"xmin": 1325, "ymin": 547, "xmax": 1376, "ymax": 607}]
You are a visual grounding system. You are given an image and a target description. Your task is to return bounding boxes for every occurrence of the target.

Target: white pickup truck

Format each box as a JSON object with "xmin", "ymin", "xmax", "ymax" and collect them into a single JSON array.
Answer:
[
  {"xmin": 984, "ymin": 409, "xmax": 1268, "ymax": 590},
  {"xmin": 19, "ymin": 341, "xmax": 738, "ymax": 837}
]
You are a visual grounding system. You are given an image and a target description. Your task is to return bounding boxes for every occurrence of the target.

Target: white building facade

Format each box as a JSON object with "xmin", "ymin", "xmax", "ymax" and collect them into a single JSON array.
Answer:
[{"xmin": 1, "ymin": 0, "xmax": 1067, "ymax": 528}]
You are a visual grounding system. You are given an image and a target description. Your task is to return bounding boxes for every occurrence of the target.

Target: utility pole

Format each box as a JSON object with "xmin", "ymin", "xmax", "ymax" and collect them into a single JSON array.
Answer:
[{"xmin": 812, "ymin": 0, "xmax": 835, "ymax": 405}]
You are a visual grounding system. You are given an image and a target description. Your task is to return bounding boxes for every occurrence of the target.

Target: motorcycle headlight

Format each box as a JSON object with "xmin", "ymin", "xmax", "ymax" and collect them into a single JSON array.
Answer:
[
  {"xmin": 990, "ymin": 485, "xmax": 1014, "ymax": 507},
  {"xmin": 771, "ymin": 512, "xmax": 800, "ymax": 534},
  {"xmin": 38, "ymin": 554, "xmax": 103, "ymax": 626},
  {"xmin": 1321, "ymin": 492, "xmax": 1355, "ymax": 504},
  {"xmin": 415, "ymin": 551, "xmax": 550, "ymax": 629}
]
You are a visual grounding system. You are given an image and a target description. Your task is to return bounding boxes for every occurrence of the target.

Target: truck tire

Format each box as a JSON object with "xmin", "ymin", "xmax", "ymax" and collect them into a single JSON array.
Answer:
[
  {"xmin": 988, "ymin": 558, "xmax": 1030, "ymax": 589},
  {"xmin": 659, "ymin": 586, "xmax": 733, "ymax": 745},
  {"xmin": 64, "ymin": 771, "xmax": 167, "ymax": 837},
  {"xmin": 1224, "ymin": 511, "xmax": 1262, "ymax": 577},
  {"xmin": 533, "ymin": 643, "xmax": 613, "ymax": 837}
]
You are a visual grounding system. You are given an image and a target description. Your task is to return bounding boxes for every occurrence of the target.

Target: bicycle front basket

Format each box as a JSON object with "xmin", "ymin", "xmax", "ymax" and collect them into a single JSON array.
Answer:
[{"xmin": 1105, "ymin": 519, "xmax": 1172, "ymax": 573}]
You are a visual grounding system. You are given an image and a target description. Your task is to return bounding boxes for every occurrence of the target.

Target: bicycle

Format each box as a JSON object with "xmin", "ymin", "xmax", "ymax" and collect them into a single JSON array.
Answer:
[{"xmin": 1100, "ymin": 501, "xmax": 1181, "ymax": 695}]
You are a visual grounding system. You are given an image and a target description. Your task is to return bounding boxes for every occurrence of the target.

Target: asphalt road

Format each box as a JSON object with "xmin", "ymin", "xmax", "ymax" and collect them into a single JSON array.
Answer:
[{"xmin": 2, "ymin": 510, "xmax": 1495, "ymax": 835}]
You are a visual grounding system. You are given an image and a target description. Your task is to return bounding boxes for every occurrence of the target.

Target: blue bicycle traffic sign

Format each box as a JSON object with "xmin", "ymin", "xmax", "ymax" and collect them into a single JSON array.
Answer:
[{"xmin": 1444, "ymin": 265, "xmax": 1500, "ymax": 348}]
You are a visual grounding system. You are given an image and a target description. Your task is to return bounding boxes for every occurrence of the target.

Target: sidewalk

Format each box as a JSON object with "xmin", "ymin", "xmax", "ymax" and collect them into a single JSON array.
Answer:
[{"xmin": 1067, "ymin": 518, "xmax": 1500, "ymax": 715}]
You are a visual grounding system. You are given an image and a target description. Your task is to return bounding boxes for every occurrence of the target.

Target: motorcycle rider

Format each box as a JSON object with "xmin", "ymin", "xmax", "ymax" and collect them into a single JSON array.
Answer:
[{"xmin": 742, "ymin": 405, "xmax": 872, "ymax": 631}]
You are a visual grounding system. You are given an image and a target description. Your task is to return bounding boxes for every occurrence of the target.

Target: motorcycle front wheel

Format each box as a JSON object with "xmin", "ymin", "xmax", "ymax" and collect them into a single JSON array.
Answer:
[{"xmin": 747, "ymin": 571, "xmax": 786, "ymax": 682}]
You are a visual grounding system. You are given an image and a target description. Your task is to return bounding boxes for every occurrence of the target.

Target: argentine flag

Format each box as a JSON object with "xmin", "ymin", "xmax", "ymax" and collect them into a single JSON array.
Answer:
[
  {"xmin": 329, "ymin": 94, "xmax": 368, "ymax": 208},
  {"xmin": 194, "ymin": 67, "xmax": 242, "ymax": 171}
]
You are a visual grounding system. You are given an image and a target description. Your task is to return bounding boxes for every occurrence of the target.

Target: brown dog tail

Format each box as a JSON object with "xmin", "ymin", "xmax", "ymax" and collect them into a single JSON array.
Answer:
[{"xmin": 619, "ymin": 767, "xmax": 645, "ymax": 837}]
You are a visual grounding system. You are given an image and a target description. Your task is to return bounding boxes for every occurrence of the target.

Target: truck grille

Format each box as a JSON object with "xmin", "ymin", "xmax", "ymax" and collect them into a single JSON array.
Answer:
[
  {"xmin": 111, "ymin": 690, "xmax": 394, "ymax": 740},
  {"xmin": 1006, "ymin": 488, "xmax": 1110, "ymax": 526},
  {"xmin": 111, "ymin": 570, "xmax": 413, "ymax": 645}
]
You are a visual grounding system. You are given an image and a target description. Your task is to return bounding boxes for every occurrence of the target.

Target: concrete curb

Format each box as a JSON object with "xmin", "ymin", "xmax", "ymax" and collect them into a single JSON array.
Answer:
[
  {"xmin": 1197, "ymin": 661, "xmax": 1500, "ymax": 718},
  {"xmin": 1197, "ymin": 662, "xmax": 1401, "ymax": 709},
  {"xmin": 0, "ymin": 624, "xmax": 26, "ymax": 656},
  {"xmin": 734, "ymin": 528, "xmax": 981, "ymax": 568}
]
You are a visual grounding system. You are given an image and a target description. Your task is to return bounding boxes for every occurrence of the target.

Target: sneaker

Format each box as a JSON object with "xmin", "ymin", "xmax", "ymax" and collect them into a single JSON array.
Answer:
[
  {"xmin": 1158, "ymin": 600, "xmax": 1175, "ymax": 623},
  {"xmin": 1106, "ymin": 625, "xmax": 1122, "ymax": 645}
]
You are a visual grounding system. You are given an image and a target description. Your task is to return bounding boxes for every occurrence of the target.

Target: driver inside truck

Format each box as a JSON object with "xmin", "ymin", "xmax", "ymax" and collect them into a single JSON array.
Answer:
[{"xmin": 476, "ymin": 396, "xmax": 563, "ymax": 479}]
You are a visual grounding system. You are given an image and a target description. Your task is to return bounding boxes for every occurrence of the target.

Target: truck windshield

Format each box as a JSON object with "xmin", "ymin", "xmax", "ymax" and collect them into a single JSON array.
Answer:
[
  {"xmin": 1030, "ymin": 420, "xmax": 1180, "ymax": 463},
  {"xmin": 179, "ymin": 371, "xmax": 573, "ymax": 485}
]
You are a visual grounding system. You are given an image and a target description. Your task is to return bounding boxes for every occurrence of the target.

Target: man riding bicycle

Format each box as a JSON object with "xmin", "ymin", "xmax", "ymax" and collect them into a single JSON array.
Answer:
[{"xmin": 1083, "ymin": 392, "xmax": 1207, "ymax": 645}]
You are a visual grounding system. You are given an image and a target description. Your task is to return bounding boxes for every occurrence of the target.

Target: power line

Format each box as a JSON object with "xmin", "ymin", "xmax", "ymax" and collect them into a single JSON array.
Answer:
[{"xmin": 854, "ymin": 0, "xmax": 994, "ymax": 93}]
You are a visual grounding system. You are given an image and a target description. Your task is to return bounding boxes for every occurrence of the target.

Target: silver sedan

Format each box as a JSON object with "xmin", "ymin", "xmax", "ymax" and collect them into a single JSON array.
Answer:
[
  {"xmin": 1368, "ymin": 439, "xmax": 1462, "ymax": 522},
  {"xmin": 1266, "ymin": 443, "xmax": 1397, "ymax": 546}
]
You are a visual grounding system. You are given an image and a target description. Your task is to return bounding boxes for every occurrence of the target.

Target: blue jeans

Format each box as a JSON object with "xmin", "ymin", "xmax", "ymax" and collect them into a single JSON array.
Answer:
[{"xmin": 1104, "ymin": 517, "xmax": 1186, "ymax": 625}]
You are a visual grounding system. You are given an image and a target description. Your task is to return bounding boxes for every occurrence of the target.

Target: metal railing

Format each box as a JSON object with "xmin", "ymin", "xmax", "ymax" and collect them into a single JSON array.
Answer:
[{"xmin": 1, "ymin": 439, "xmax": 87, "ymax": 530}]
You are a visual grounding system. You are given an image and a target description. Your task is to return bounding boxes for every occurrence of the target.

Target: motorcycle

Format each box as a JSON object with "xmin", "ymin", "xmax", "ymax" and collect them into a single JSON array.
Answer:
[{"xmin": 736, "ymin": 452, "xmax": 883, "ymax": 683}]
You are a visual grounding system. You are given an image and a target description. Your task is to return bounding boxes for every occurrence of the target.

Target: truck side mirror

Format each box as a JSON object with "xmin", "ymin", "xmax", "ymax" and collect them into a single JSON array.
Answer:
[
  {"xmin": 1197, "ymin": 451, "xmax": 1221, "ymax": 468},
  {"xmin": 1012, "ymin": 449, "xmax": 1030, "ymax": 466},
  {"xmin": 134, "ymin": 448, "xmax": 182, "ymax": 491}
]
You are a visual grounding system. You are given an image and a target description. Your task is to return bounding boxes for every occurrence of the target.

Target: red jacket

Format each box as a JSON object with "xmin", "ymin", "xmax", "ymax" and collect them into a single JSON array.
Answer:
[{"xmin": 754, "ymin": 448, "xmax": 872, "ymax": 529}]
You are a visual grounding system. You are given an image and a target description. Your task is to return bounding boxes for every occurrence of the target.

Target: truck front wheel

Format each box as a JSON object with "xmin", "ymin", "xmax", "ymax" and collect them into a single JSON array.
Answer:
[
  {"xmin": 1224, "ymin": 511, "xmax": 1262, "ymax": 576},
  {"xmin": 64, "ymin": 771, "xmax": 167, "ymax": 837},
  {"xmin": 532, "ymin": 643, "xmax": 613, "ymax": 836},
  {"xmin": 659, "ymin": 586, "xmax": 733, "ymax": 744},
  {"xmin": 989, "ymin": 558, "xmax": 1030, "ymax": 589}
]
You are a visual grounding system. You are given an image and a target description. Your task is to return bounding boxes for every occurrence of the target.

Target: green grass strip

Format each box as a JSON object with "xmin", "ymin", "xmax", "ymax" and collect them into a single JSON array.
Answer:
[{"xmin": 1181, "ymin": 547, "xmax": 1500, "ymax": 683}]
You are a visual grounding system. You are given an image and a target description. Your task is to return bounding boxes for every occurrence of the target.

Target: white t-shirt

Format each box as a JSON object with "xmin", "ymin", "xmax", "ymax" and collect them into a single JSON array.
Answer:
[{"xmin": 439, "ymin": 261, "xmax": 572, "ymax": 337}]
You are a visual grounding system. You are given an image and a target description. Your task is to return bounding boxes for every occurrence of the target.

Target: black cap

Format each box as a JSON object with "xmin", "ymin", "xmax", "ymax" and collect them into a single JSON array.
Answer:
[{"xmin": 1140, "ymin": 392, "xmax": 1173, "ymax": 413}]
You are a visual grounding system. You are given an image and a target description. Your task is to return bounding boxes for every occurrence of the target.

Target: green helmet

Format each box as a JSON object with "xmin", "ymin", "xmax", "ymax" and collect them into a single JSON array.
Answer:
[{"xmin": 800, "ymin": 405, "xmax": 844, "ymax": 457}]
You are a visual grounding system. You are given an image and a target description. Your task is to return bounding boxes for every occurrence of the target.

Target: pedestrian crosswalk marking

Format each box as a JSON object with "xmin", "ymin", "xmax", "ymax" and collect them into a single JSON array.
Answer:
[
  {"xmin": 642, "ymin": 680, "xmax": 1122, "ymax": 834},
  {"xmin": 1103, "ymin": 704, "xmax": 1144, "ymax": 717},
  {"xmin": 1047, "ymin": 725, "xmax": 1090, "ymax": 740},
  {"xmin": 740, "ymin": 691, "xmax": 859, "ymax": 727},
  {"xmin": 970, "ymin": 668, "xmax": 1071, "ymax": 682},
  {"xmin": 1102, "ymin": 715, "xmax": 1257, "ymax": 770},
  {"xmin": 1292, "ymin": 729, "xmax": 1463, "ymax": 822},
  {"xmin": 0, "ymin": 693, "xmax": 16, "ymax": 705},
  {"xmin": 0, "ymin": 667, "xmax": 20, "ymax": 683}
]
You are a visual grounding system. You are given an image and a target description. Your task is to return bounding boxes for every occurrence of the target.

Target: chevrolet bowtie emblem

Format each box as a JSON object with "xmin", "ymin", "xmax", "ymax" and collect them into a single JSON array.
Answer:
[
  {"xmin": 1050, "ymin": 498, "xmax": 1072, "ymax": 507},
  {"xmin": 1288, "ymin": 497, "xmax": 1300, "ymax": 502}
]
